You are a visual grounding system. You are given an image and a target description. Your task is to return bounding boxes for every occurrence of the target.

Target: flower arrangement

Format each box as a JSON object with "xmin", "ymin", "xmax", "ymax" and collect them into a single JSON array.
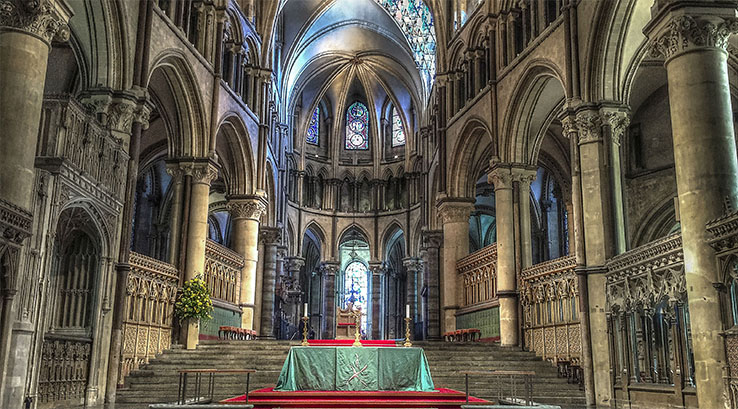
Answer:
[{"xmin": 174, "ymin": 275, "xmax": 214, "ymax": 321}]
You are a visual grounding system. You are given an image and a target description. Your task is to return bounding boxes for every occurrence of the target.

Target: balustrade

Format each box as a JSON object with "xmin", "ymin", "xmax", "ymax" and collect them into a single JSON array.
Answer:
[
  {"xmin": 520, "ymin": 255, "xmax": 580, "ymax": 366},
  {"xmin": 204, "ymin": 239, "xmax": 244, "ymax": 305},
  {"xmin": 119, "ymin": 252, "xmax": 179, "ymax": 383},
  {"xmin": 38, "ymin": 97, "xmax": 128, "ymax": 199},
  {"xmin": 456, "ymin": 244, "xmax": 498, "ymax": 308}
]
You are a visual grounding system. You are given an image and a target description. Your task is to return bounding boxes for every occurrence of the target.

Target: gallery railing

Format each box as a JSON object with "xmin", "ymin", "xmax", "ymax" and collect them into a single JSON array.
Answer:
[
  {"xmin": 204, "ymin": 239, "xmax": 243, "ymax": 305},
  {"xmin": 119, "ymin": 252, "xmax": 179, "ymax": 384},
  {"xmin": 520, "ymin": 255, "xmax": 580, "ymax": 367},
  {"xmin": 456, "ymin": 244, "xmax": 498, "ymax": 308}
]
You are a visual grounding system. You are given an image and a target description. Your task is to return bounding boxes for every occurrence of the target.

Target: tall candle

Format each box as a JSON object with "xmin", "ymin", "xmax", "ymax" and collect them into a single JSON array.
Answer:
[
  {"xmin": 304, "ymin": 303, "xmax": 309, "ymax": 317},
  {"xmin": 406, "ymin": 304, "xmax": 410, "ymax": 319}
]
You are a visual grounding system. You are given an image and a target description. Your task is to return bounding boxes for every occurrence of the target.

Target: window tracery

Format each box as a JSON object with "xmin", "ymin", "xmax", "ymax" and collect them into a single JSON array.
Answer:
[
  {"xmin": 345, "ymin": 102, "xmax": 369, "ymax": 150},
  {"xmin": 343, "ymin": 260, "xmax": 369, "ymax": 333}
]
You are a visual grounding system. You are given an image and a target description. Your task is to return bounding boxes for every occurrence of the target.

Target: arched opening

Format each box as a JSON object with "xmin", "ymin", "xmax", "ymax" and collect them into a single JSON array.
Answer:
[
  {"xmin": 384, "ymin": 228, "xmax": 406, "ymax": 338},
  {"xmin": 302, "ymin": 225, "xmax": 325, "ymax": 337},
  {"xmin": 338, "ymin": 227, "xmax": 371, "ymax": 335},
  {"xmin": 530, "ymin": 166, "xmax": 569, "ymax": 264},
  {"xmin": 469, "ymin": 173, "xmax": 496, "ymax": 252}
]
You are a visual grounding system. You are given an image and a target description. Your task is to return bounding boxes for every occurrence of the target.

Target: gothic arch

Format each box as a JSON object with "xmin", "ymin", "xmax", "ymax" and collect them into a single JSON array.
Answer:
[
  {"xmin": 303, "ymin": 221, "xmax": 328, "ymax": 258},
  {"xmin": 448, "ymin": 117, "xmax": 495, "ymax": 198},
  {"xmin": 381, "ymin": 221, "xmax": 406, "ymax": 259},
  {"xmin": 502, "ymin": 61, "xmax": 567, "ymax": 164},
  {"xmin": 215, "ymin": 114, "xmax": 256, "ymax": 195},
  {"xmin": 146, "ymin": 52, "xmax": 208, "ymax": 157}
]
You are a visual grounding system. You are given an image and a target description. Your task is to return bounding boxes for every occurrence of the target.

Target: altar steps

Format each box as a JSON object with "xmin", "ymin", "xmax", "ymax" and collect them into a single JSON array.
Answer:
[{"xmin": 115, "ymin": 340, "xmax": 586, "ymax": 407}]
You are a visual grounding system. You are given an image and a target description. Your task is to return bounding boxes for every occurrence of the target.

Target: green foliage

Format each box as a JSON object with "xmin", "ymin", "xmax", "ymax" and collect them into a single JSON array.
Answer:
[{"xmin": 175, "ymin": 275, "xmax": 214, "ymax": 321}]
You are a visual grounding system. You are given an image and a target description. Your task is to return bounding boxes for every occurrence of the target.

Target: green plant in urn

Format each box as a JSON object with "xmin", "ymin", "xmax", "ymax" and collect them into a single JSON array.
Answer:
[{"xmin": 175, "ymin": 275, "xmax": 214, "ymax": 322}]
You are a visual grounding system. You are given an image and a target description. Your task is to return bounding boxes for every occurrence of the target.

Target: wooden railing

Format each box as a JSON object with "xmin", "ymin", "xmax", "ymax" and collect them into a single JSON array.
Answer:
[
  {"xmin": 120, "ymin": 252, "xmax": 179, "ymax": 383},
  {"xmin": 204, "ymin": 240, "xmax": 243, "ymax": 305},
  {"xmin": 520, "ymin": 255, "xmax": 580, "ymax": 366},
  {"xmin": 456, "ymin": 244, "xmax": 498, "ymax": 307}
]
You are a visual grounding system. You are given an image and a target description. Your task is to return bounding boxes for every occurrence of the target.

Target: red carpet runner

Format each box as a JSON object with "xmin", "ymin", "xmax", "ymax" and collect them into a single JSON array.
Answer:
[
  {"xmin": 222, "ymin": 387, "xmax": 491, "ymax": 408},
  {"xmin": 306, "ymin": 339, "xmax": 399, "ymax": 347}
]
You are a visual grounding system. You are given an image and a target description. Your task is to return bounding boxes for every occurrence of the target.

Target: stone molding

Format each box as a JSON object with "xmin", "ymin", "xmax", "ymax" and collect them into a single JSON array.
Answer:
[
  {"xmin": 285, "ymin": 256, "xmax": 305, "ymax": 274},
  {"xmin": 437, "ymin": 198, "xmax": 474, "ymax": 224},
  {"xmin": 649, "ymin": 14, "xmax": 738, "ymax": 61},
  {"xmin": 227, "ymin": 196, "xmax": 267, "ymax": 221},
  {"xmin": 259, "ymin": 226, "xmax": 281, "ymax": 245},
  {"xmin": 602, "ymin": 109, "xmax": 631, "ymax": 146},
  {"xmin": 369, "ymin": 261, "xmax": 386, "ymax": 276},
  {"xmin": 511, "ymin": 167, "xmax": 537, "ymax": 187},
  {"xmin": 421, "ymin": 229, "xmax": 443, "ymax": 249},
  {"xmin": 0, "ymin": 198, "xmax": 33, "ymax": 245},
  {"xmin": 320, "ymin": 261, "xmax": 340, "ymax": 276},
  {"xmin": 574, "ymin": 110, "xmax": 603, "ymax": 145},
  {"xmin": 0, "ymin": 0, "xmax": 70, "ymax": 45}
]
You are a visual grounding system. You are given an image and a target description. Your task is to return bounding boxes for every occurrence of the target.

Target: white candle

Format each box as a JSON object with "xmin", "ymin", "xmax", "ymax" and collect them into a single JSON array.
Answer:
[
  {"xmin": 406, "ymin": 304, "xmax": 410, "ymax": 319},
  {"xmin": 304, "ymin": 303, "xmax": 309, "ymax": 317}
]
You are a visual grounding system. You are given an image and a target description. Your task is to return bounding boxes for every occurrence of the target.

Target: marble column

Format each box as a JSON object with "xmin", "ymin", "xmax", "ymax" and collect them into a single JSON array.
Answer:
[
  {"xmin": 258, "ymin": 227, "xmax": 281, "ymax": 339},
  {"xmin": 489, "ymin": 165, "xmax": 517, "ymax": 346},
  {"xmin": 320, "ymin": 261, "xmax": 339, "ymax": 339},
  {"xmin": 370, "ymin": 262, "xmax": 385, "ymax": 339},
  {"xmin": 180, "ymin": 161, "xmax": 218, "ymax": 349},
  {"xmin": 436, "ymin": 197, "xmax": 474, "ymax": 334},
  {"xmin": 421, "ymin": 230, "xmax": 443, "ymax": 340},
  {"xmin": 228, "ymin": 195, "xmax": 267, "ymax": 331},
  {"xmin": 646, "ymin": 7, "xmax": 738, "ymax": 407}
]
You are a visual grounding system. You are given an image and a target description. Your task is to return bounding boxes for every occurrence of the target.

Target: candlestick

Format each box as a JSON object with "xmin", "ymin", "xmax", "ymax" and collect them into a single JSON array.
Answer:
[
  {"xmin": 303, "ymin": 303, "xmax": 308, "ymax": 318},
  {"xmin": 301, "ymin": 316, "xmax": 309, "ymax": 346},
  {"xmin": 405, "ymin": 304, "xmax": 410, "ymax": 319},
  {"xmin": 403, "ymin": 317, "xmax": 412, "ymax": 347},
  {"xmin": 352, "ymin": 311, "xmax": 362, "ymax": 347}
]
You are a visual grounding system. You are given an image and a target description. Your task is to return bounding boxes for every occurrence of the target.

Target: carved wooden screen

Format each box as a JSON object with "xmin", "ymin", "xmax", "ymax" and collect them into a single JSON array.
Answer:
[
  {"xmin": 38, "ymin": 231, "xmax": 97, "ymax": 407},
  {"xmin": 456, "ymin": 244, "xmax": 497, "ymax": 307}
]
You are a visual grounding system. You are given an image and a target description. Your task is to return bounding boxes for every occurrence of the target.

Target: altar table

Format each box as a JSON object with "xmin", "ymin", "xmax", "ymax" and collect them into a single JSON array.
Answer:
[{"xmin": 274, "ymin": 346, "xmax": 435, "ymax": 392}]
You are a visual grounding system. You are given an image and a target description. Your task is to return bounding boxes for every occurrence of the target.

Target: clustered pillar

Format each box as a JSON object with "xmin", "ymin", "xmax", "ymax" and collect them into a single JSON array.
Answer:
[{"xmin": 259, "ymin": 227, "xmax": 281, "ymax": 339}]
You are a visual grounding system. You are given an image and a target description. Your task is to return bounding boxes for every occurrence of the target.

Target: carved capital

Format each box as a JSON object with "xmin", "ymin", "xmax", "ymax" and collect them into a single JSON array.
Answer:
[
  {"xmin": 259, "ymin": 226, "xmax": 281, "ymax": 245},
  {"xmin": 649, "ymin": 14, "xmax": 738, "ymax": 60},
  {"xmin": 574, "ymin": 110, "xmax": 603, "ymax": 145},
  {"xmin": 511, "ymin": 167, "xmax": 537, "ymax": 188},
  {"xmin": 402, "ymin": 257, "xmax": 424, "ymax": 272},
  {"xmin": 421, "ymin": 229, "xmax": 443, "ymax": 249},
  {"xmin": 181, "ymin": 161, "xmax": 219, "ymax": 185},
  {"xmin": 437, "ymin": 199, "xmax": 474, "ymax": 224},
  {"xmin": 285, "ymin": 256, "xmax": 305, "ymax": 273},
  {"xmin": 0, "ymin": 0, "xmax": 71, "ymax": 45},
  {"xmin": 602, "ymin": 108, "xmax": 631, "ymax": 146},
  {"xmin": 488, "ymin": 166, "xmax": 513, "ymax": 190},
  {"xmin": 320, "ymin": 261, "xmax": 340, "ymax": 276},
  {"xmin": 369, "ymin": 261, "xmax": 386, "ymax": 276},
  {"xmin": 227, "ymin": 196, "xmax": 267, "ymax": 221}
]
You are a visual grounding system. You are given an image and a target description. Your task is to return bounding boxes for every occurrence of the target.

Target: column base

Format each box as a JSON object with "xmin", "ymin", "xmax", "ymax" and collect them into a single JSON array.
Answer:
[{"xmin": 184, "ymin": 320, "xmax": 199, "ymax": 350}]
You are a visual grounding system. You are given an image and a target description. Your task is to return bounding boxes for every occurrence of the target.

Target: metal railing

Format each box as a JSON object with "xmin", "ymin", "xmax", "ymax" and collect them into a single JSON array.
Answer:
[
  {"xmin": 176, "ymin": 369, "xmax": 256, "ymax": 405},
  {"xmin": 458, "ymin": 370, "xmax": 535, "ymax": 405}
]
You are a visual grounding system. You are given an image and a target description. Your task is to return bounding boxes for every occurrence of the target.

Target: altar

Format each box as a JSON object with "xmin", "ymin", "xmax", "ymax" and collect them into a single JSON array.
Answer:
[{"xmin": 274, "ymin": 346, "xmax": 435, "ymax": 392}]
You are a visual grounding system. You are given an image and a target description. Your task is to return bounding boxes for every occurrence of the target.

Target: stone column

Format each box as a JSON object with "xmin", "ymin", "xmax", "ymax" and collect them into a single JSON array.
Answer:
[
  {"xmin": 228, "ymin": 195, "xmax": 267, "ymax": 331},
  {"xmin": 258, "ymin": 227, "xmax": 281, "ymax": 339},
  {"xmin": 646, "ymin": 8, "xmax": 738, "ymax": 407},
  {"xmin": 179, "ymin": 161, "xmax": 218, "ymax": 349},
  {"xmin": 370, "ymin": 261, "xmax": 385, "ymax": 339},
  {"xmin": 489, "ymin": 164, "xmax": 518, "ymax": 346},
  {"xmin": 436, "ymin": 197, "xmax": 474, "ymax": 334},
  {"xmin": 320, "ymin": 261, "xmax": 339, "ymax": 339},
  {"xmin": 283, "ymin": 255, "xmax": 303, "ymax": 330},
  {"xmin": 421, "ymin": 230, "xmax": 443, "ymax": 340},
  {"xmin": 166, "ymin": 163, "xmax": 185, "ymax": 265},
  {"xmin": 513, "ymin": 168, "xmax": 537, "ymax": 270}
]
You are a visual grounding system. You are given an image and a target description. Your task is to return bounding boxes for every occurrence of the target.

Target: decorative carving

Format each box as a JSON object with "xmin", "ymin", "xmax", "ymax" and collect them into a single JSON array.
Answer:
[
  {"xmin": 456, "ymin": 244, "xmax": 498, "ymax": 307},
  {"xmin": 37, "ymin": 338, "xmax": 91, "ymax": 405},
  {"xmin": 402, "ymin": 257, "xmax": 423, "ymax": 272},
  {"xmin": 0, "ymin": 197, "xmax": 32, "ymax": 245},
  {"xmin": 574, "ymin": 110, "xmax": 602, "ymax": 144},
  {"xmin": 320, "ymin": 261, "xmax": 340, "ymax": 276},
  {"xmin": 421, "ymin": 229, "xmax": 443, "ymax": 249},
  {"xmin": 602, "ymin": 109, "xmax": 631, "ymax": 146},
  {"xmin": 511, "ymin": 168, "xmax": 537, "ymax": 187},
  {"xmin": 227, "ymin": 197, "xmax": 267, "ymax": 221},
  {"xmin": 259, "ymin": 226, "xmax": 281, "ymax": 245},
  {"xmin": 204, "ymin": 239, "xmax": 244, "ymax": 304},
  {"xmin": 437, "ymin": 200, "xmax": 474, "ymax": 224},
  {"xmin": 181, "ymin": 161, "xmax": 219, "ymax": 185},
  {"xmin": 488, "ymin": 167, "xmax": 513, "ymax": 190},
  {"xmin": 106, "ymin": 100, "xmax": 136, "ymax": 133},
  {"xmin": 0, "ymin": 0, "xmax": 70, "ymax": 44},
  {"xmin": 650, "ymin": 15, "xmax": 738, "ymax": 60},
  {"xmin": 285, "ymin": 256, "xmax": 305, "ymax": 274}
]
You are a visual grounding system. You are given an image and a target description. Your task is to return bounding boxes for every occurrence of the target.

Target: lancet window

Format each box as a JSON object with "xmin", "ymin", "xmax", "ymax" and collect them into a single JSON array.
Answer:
[
  {"xmin": 307, "ymin": 107, "xmax": 320, "ymax": 145},
  {"xmin": 346, "ymin": 102, "xmax": 369, "ymax": 150},
  {"xmin": 391, "ymin": 107, "xmax": 405, "ymax": 147}
]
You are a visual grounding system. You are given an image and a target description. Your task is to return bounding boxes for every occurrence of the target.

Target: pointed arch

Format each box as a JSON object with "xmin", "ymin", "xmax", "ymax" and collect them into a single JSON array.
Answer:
[
  {"xmin": 448, "ymin": 116, "xmax": 495, "ymax": 198},
  {"xmin": 215, "ymin": 114, "xmax": 256, "ymax": 196}
]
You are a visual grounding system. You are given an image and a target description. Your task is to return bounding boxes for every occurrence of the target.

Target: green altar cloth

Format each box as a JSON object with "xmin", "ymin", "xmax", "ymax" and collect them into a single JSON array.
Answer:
[{"xmin": 274, "ymin": 346, "xmax": 435, "ymax": 392}]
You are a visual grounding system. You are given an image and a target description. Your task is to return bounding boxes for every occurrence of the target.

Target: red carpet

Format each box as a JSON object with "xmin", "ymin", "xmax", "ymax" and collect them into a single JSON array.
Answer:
[
  {"xmin": 222, "ymin": 387, "xmax": 491, "ymax": 408},
  {"xmin": 306, "ymin": 339, "xmax": 399, "ymax": 347}
]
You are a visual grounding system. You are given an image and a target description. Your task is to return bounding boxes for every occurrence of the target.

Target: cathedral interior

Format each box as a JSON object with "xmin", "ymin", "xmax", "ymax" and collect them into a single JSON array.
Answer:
[{"xmin": 3, "ymin": 0, "xmax": 738, "ymax": 408}]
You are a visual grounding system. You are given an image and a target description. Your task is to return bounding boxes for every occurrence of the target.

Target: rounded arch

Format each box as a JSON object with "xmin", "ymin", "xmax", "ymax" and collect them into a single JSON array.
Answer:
[
  {"xmin": 146, "ymin": 51, "xmax": 208, "ymax": 157},
  {"xmin": 502, "ymin": 61, "xmax": 567, "ymax": 164}
]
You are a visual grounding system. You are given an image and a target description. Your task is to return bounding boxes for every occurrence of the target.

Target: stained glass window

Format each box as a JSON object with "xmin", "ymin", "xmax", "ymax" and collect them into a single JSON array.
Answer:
[
  {"xmin": 343, "ymin": 260, "xmax": 369, "ymax": 332},
  {"xmin": 306, "ymin": 106, "xmax": 319, "ymax": 145},
  {"xmin": 345, "ymin": 101, "xmax": 369, "ymax": 150},
  {"xmin": 391, "ymin": 107, "xmax": 405, "ymax": 147},
  {"xmin": 376, "ymin": 0, "xmax": 436, "ymax": 91}
]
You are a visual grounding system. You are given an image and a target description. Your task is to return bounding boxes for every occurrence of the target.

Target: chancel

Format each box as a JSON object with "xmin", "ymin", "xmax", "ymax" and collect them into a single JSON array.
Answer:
[{"xmin": 3, "ymin": 0, "xmax": 738, "ymax": 408}]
